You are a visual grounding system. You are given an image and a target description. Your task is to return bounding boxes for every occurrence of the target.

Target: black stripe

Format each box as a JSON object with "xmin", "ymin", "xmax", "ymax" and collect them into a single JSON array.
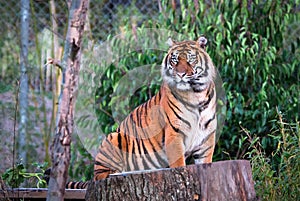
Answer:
[
  {"xmin": 66, "ymin": 181, "xmax": 89, "ymax": 189},
  {"xmin": 166, "ymin": 113, "xmax": 186, "ymax": 136},
  {"xmin": 139, "ymin": 104, "xmax": 145, "ymax": 128},
  {"xmin": 166, "ymin": 114, "xmax": 179, "ymax": 133},
  {"xmin": 123, "ymin": 121, "xmax": 130, "ymax": 154},
  {"xmin": 141, "ymin": 157, "xmax": 150, "ymax": 170},
  {"xmin": 146, "ymin": 136, "xmax": 168, "ymax": 168},
  {"xmin": 108, "ymin": 134, "xmax": 113, "ymax": 140},
  {"xmin": 131, "ymin": 140, "xmax": 139, "ymax": 170},
  {"xmin": 162, "ymin": 129, "xmax": 165, "ymax": 148},
  {"xmin": 94, "ymin": 167, "xmax": 111, "ymax": 174},
  {"xmin": 136, "ymin": 140, "xmax": 150, "ymax": 170},
  {"xmin": 126, "ymin": 114, "xmax": 138, "ymax": 170},
  {"xmin": 191, "ymin": 130, "xmax": 216, "ymax": 154},
  {"xmin": 135, "ymin": 106, "xmax": 141, "ymax": 128},
  {"xmin": 164, "ymin": 56, "xmax": 168, "ymax": 69},
  {"xmin": 82, "ymin": 182, "xmax": 88, "ymax": 189},
  {"xmin": 140, "ymin": 140, "xmax": 161, "ymax": 169},
  {"xmin": 199, "ymin": 88, "xmax": 215, "ymax": 112},
  {"xmin": 124, "ymin": 132, "xmax": 130, "ymax": 170},
  {"xmin": 97, "ymin": 141, "xmax": 120, "ymax": 168},
  {"xmin": 167, "ymin": 101, "xmax": 191, "ymax": 129},
  {"xmin": 97, "ymin": 150, "xmax": 119, "ymax": 168},
  {"xmin": 170, "ymin": 89, "xmax": 198, "ymax": 109},
  {"xmin": 144, "ymin": 101, "xmax": 149, "ymax": 126},
  {"xmin": 117, "ymin": 132, "xmax": 122, "ymax": 150},
  {"xmin": 94, "ymin": 160, "xmax": 103, "ymax": 166},
  {"xmin": 192, "ymin": 83, "xmax": 206, "ymax": 92},
  {"xmin": 204, "ymin": 114, "xmax": 216, "ymax": 129},
  {"xmin": 130, "ymin": 113, "xmax": 139, "ymax": 138},
  {"xmin": 70, "ymin": 182, "xmax": 76, "ymax": 189},
  {"xmin": 193, "ymin": 145, "xmax": 213, "ymax": 159},
  {"xmin": 157, "ymin": 89, "xmax": 162, "ymax": 100},
  {"xmin": 198, "ymin": 50, "xmax": 203, "ymax": 68},
  {"xmin": 202, "ymin": 54, "xmax": 209, "ymax": 77},
  {"xmin": 168, "ymin": 96, "xmax": 182, "ymax": 112},
  {"xmin": 136, "ymin": 138, "xmax": 142, "ymax": 155}
]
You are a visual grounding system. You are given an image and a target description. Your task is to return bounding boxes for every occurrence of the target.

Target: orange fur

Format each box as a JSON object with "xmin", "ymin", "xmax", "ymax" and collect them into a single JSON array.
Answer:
[
  {"xmin": 93, "ymin": 37, "xmax": 217, "ymax": 181},
  {"xmin": 67, "ymin": 37, "xmax": 217, "ymax": 188}
]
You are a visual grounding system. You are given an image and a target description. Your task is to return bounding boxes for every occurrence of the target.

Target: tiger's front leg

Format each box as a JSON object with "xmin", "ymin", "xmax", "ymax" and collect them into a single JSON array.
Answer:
[
  {"xmin": 193, "ymin": 131, "xmax": 215, "ymax": 164},
  {"xmin": 165, "ymin": 127, "xmax": 186, "ymax": 168}
]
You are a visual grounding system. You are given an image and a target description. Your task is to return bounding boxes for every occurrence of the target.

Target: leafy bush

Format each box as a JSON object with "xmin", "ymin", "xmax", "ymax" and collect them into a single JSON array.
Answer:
[
  {"xmin": 1, "ymin": 1, "xmax": 298, "ymax": 196},
  {"xmin": 68, "ymin": 136, "xmax": 94, "ymax": 181},
  {"xmin": 2, "ymin": 162, "xmax": 48, "ymax": 188},
  {"xmin": 246, "ymin": 110, "xmax": 299, "ymax": 200},
  {"xmin": 93, "ymin": 0, "xmax": 299, "ymax": 160},
  {"xmin": 73, "ymin": 2, "xmax": 299, "ymax": 199}
]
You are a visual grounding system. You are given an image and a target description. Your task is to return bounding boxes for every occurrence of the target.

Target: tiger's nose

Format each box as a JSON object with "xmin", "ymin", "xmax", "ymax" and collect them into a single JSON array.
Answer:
[{"xmin": 177, "ymin": 72, "xmax": 186, "ymax": 78}]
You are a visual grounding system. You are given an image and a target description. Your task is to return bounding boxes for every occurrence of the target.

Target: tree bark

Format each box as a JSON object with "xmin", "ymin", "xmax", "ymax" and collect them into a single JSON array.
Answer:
[
  {"xmin": 46, "ymin": 1, "xmax": 89, "ymax": 201},
  {"xmin": 86, "ymin": 160, "xmax": 258, "ymax": 201},
  {"xmin": 19, "ymin": 0, "xmax": 30, "ymax": 166}
]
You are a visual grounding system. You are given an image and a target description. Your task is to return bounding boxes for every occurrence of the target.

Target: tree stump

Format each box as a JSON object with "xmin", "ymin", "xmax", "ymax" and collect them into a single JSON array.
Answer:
[{"xmin": 85, "ymin": 160, "xmax": 258, "ymax": 201}]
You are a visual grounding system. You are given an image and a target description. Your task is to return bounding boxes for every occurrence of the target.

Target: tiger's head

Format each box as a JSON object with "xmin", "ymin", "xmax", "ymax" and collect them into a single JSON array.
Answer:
[{"xmin": 162, "ymin": 36, "xmax": 216, "ymax": 92}]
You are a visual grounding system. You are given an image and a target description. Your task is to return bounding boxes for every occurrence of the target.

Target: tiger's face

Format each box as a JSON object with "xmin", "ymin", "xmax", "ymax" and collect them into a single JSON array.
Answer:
[{"xmin": 162, "ymin": 37, "xmax": 215, "ymax": 92}]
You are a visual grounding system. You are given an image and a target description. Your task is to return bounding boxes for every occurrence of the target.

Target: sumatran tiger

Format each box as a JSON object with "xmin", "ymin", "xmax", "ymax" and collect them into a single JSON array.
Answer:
[{"xmin": 67, "ymin": 36, "xmax": 217, "ymax": 189}]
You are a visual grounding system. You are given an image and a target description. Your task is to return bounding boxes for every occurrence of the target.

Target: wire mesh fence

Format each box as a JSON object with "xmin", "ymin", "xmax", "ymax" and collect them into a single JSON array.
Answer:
[
  {"xmin": 0, "ymin": 0, "xmax": 163, "ymax": 87},
  {"xmin": 0, "ymin": 0, "xmax": 163, "ymax": 175},
  {"xmin": 1, "ymin": 0, "xmax": 299, "ymax": 190},
  {"xmin": 1, "ymin": 1, "xmax": 161, "ymax": 44}
]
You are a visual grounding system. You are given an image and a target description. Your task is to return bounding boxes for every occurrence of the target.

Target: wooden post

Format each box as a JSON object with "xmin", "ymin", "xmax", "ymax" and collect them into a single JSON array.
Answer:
[{"xmin": 86, "ymin": 160, "xmax": 258, "ymax": 201}]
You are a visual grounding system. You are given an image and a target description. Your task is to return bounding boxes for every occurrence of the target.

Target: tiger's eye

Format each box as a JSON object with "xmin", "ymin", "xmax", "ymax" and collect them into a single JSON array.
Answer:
[
  {"xmin": 170, "ymin": 52, "xmax": 178, "ymax": 64},
  {"xmin": 171, "ymin": 57, "xmax": 177, "ymax": 63},
  {"xmin": 188, "ymin": 54, "xmax": 197, "ymax": 64}
]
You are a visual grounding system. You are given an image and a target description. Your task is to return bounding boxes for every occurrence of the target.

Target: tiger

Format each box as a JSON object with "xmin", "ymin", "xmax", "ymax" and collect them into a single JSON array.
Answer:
[{"xmin": 67, "ymin": 36, "xmax": 217, "ymax": 189}]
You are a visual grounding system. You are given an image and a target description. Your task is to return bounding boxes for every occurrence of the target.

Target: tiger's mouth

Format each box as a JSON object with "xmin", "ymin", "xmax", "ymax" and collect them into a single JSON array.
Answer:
[
  {"xmin": 188, "ymin": 79, "xmax": 207, "ymax": 92},
  {"xmin": 172, "ymin": 78, "xmax": 204, "ymax": 91}
]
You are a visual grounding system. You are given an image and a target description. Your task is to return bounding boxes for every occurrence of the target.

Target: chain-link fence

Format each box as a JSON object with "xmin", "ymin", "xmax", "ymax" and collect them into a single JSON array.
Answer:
[
  {"xmin": 1, "ymin": 0, "xmax": 161, "ymax": 38},
  {"xmin": 0, "ymin": 0, "xmax": 164, "ymax": 174},
  {"xmin": 1, "ymin": 1, "xmax": 299, "ymax": 191},
  {"xmin": 1, "ymin": 0, "xmax": 189, "ymax": 178},
  {"xmin": 0, "ymin": 0, "xmax": 166, "ymax": 88}
]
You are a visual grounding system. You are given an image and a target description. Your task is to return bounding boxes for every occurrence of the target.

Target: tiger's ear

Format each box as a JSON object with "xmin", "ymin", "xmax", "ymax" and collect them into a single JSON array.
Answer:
[
  {"xmin": 167, "ymin": 37, "xmax": 176, "ymax": 47},
  {"xmin": 197, "ymin": 36, "xmax": 207, "ymax": 50}
]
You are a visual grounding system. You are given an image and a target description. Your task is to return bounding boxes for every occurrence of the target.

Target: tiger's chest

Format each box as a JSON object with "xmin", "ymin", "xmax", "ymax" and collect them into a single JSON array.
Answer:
[
  {"xmin": 179, "ymin": 100, "xmax": 217, "ymax": 158},
  {"xmin": 159, "ymin": 83, "xmax": 216, "ymax": 159}
]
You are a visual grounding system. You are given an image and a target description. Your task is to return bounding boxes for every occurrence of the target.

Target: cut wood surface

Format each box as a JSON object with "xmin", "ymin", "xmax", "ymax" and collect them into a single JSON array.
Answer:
[{"xmin": 86, "ymin": 160, "xmax": 258, "ymax": 201}]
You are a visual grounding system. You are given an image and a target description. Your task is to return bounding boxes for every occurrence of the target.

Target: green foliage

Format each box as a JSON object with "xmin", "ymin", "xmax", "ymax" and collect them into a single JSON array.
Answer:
[
  {"xmin": 2, "ymin": 163, "xmax": 25, "ymax": 188},
  {"xmin": 86, "ymin": 0, "xmax": 299, "ymax": 198},
  {"xmin": 69, "ymin": 137, "xmax": 94, "ymax": 182},
  {"xmin": 0, "ymin": 1, "xmax": 297, "ymax": 196},
  {"xmin": 2, "ymin": 162, "xmax": 48, "ymax": 188},
  {"xmin": 94, "ymin": 0, "xmax": 299, "ymax": 160},
  {"xmin": 246, "ymin": 110, "xmax": 299, "ymax": 200}
]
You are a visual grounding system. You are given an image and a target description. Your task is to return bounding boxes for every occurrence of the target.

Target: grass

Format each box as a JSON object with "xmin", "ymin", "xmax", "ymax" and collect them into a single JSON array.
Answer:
[{"xmin": 245, "ymin": 109, "xmax": 300, "ymax": 201}]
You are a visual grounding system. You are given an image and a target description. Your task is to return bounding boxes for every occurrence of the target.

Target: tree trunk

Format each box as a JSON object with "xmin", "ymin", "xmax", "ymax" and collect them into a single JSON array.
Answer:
[
  {"xmin": 47, "ymin": 0, "xmax": 60, "ymax": 165},
  {"xmin": 86, "ymin": 160, "xmax": 258, "ymax": 201},
  {"xmin": 18, "ymin": 0, "xmax": 30, "ymax": 166},
  {"xmin": 46, "ymin": 1, "xmax": 89, "ymax": 201}
]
